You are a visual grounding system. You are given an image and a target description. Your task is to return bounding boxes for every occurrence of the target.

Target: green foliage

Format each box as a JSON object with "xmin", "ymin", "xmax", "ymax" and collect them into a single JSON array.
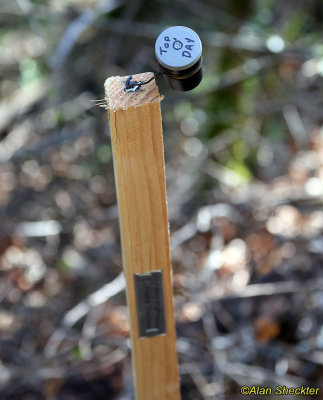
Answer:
[
  {"xmin": 97, "ymin": 144, "xmax": 112, "ymax": 163},
  {"xmin": 57, "ymin": 258, "xmax": 70, "ymax": 273},
  {"xmin": 265, "ymin": 120, "xmax": 286, "ymax": 142},
  {"xmin": 19, "ymin": 58, "xmax": 42, "ymax": 87},
  {"xmin": 72, "ymin": 345, "xmax": 84, "ymax": 360},
  {"xmin": 226, "ymin": 159, "xmax": 252, "ymax": 183},
  {"xmin": 283, "ymin": 10, "xmax": 307, "ymax": 42}
]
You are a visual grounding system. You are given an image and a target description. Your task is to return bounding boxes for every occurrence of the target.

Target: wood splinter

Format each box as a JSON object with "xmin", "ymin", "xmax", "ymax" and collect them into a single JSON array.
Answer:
[{"xmin": 105, "ymin": 72, "xmax": 181, "ymax": 400}]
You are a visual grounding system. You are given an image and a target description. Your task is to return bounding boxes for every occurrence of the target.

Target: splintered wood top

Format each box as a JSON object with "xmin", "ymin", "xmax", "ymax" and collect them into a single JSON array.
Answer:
[{"xmin": 104, "ymin": 72, "xmax": 164, "ymax": 111}]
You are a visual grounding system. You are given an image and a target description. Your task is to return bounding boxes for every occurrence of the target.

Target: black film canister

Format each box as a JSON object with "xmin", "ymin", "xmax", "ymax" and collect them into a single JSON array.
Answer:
[{"xmin": 155, "ymin": 26, "xmax": 203, "ymax": 92}]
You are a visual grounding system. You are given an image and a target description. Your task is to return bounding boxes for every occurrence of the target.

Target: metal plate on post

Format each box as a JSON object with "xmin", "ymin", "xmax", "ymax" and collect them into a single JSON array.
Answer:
[{"xmin": 134, "ymin": 271, "xmax": 166, "ymax": 338}]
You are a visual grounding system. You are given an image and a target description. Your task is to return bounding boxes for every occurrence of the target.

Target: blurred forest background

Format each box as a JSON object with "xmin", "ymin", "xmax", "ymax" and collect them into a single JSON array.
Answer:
[{"xmin": 1, "ymin": 0, "xmax": 323, "ymax": 399}]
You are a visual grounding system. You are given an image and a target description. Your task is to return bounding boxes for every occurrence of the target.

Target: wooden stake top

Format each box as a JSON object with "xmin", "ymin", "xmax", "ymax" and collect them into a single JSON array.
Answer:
[
  {"xmin": 104, "ymin": 72, "xmax": 164, "ymax": 111},
  {"xmin": 106, "ymin": 72, "xmax": 181, "ymax": 399}
]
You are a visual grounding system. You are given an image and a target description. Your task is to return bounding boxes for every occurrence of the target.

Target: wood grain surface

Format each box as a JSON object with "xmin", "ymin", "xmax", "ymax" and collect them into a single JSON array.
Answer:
[{"xmin": 106, "ymin": 75, "xmax": 180, "ymax": 400}]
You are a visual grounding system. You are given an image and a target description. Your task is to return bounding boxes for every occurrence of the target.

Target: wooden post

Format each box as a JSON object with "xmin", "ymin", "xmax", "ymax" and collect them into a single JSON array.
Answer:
[{"xmin": 105, "ymin": 73, "xmax": 180, "ymax": 400}]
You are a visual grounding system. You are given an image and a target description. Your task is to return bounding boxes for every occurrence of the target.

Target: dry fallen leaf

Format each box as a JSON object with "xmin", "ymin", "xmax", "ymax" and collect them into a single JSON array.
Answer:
[{"xmin": 254, "ymin": 316, "xmax": 281, "ymax": 342}]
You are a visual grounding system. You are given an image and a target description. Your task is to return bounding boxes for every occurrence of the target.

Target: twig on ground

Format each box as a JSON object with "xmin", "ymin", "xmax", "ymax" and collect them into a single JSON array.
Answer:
[
  {"xmin": 51, "ymin": 0, "xmax": 123, "ymax": 68},
  {"xmin": 44, "ymin": 272, "xmax": 125, "ymax": 357}
]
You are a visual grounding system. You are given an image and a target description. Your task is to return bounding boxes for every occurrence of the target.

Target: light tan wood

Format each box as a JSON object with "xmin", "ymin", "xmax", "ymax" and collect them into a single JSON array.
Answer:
[
  {"xmin": 106, "ymin": 74, "xmax": 180, "ymax": 400},
  {"xmin": 104, "ymin": 72, "xmax": 164, "ymax": 111}
]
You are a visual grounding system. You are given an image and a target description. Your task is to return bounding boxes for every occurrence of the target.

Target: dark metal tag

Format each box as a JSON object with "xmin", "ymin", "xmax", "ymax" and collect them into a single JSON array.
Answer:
[{"xmin": 134, "ymin": 271, "xmax": 166, "ymax": 338}]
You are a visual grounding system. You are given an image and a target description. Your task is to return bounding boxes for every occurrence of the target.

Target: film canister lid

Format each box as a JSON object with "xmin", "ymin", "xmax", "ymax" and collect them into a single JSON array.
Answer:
[{"xmin": 155, "ymin": 26, "xmax": 203, "ymax": 91}]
